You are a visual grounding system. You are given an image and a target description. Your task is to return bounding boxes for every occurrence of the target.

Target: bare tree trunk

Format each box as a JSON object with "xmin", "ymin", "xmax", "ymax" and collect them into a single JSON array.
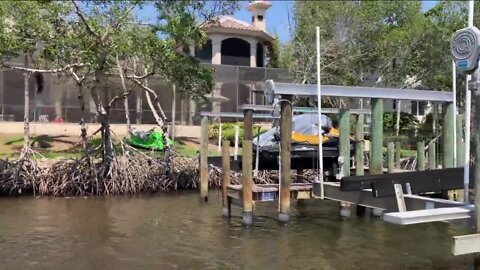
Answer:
[
  {"xmin": 117, "ymin": 56, "xmax": 131, "ymax": 134},
  {"xmin": 92, "ymin": 66, "xmax": 113, "ymax": 177},
  {"xmin": 77, "ymin": 83, "xmax": 88, "ymax": 150},
  {"xmin": 23, "ymin": 72, "xmax": 30, "ymax": 150},
  {"xmin": 23, "ymin": 56, "xmax": 30, "ymax": 152}
]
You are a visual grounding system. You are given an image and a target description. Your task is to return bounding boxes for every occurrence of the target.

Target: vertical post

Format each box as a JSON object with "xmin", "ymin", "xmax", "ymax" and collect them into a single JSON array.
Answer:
[
  {"xmin": 171, "ymin": 84, "xmax": 176, "ymax": 141},
  {"xmin": 222, "ymin": 140, "xmax": 230, "ymax": 217},
  {"xmin": 244, "ymin": 109, "xmax": 253, "ymax": 141},
  {"xmin": 217, "ymin": 123, "xmax": 222, "ymax": 153},
  {"xmin": 254, "ymin": 125, "xmax": 261, "ymax": 177},
  {"xmin": 428, "ymin": 141, "xmax": 437, "ymax": 170},
  {"xmin": 474, "ymin": 76, "xmax": 480, "ymax": 267},
  {"xmin": 443, "ymin": 102, "xmax": 455, "ymax": 169},
  {"xmin": 234, "ymin": 125, "xmax": 239, "ymax": 161},
  {"xmin": 242, "ymin": 140, "xmax": 253, "ymax": 226},
  {"xmin": 200, "ymin": 116, "xmax": 209, "ymax": 202},
  {"xmin": 387, "ymin": 142, "xmax": 395, "ymax": 173},
  {"xmin": 279, "ymin": 95, "xmax": 292, "ymax": 223},
  {"xmin": 339, "ymin": 109, "xmax": 351, "ymax": 176},
  {"xmin": 417, "ymin": 141, "xmax": 425, "ymax": 171},
  {"xmin": 456, "ymin": 114, "xmax": 465, "ymax": 167},
  {"xmin": 395, "ymin": 142, "xmax": 401, "ymax": 170},
  {"xmin": 355, "ymin": 113, "xmax": 365, "ymax": 176},
  {"xmin": 370, "ymin": 99, "xmax": 384, "ymax": 174}
]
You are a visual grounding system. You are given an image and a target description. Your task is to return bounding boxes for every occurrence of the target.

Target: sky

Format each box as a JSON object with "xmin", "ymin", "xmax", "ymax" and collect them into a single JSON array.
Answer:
[{"xmin": 137, "ymin": 1, "xmax": 439, "ymax": 44}]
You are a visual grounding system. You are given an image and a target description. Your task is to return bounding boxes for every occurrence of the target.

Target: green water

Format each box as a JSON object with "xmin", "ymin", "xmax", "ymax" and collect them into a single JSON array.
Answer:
[{"xmin": 0, "ymin": 192, "xmax": 474, "ymax": 270}]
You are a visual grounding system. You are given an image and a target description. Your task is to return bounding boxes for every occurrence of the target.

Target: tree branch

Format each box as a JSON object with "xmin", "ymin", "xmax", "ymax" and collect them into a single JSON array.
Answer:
[
  {"xmin": 71, "ymin": 0, "xmax": 99, "ymax": 38},
  {"xmin": 128, "ymin": 77, "xmax": 167, "ymax": 122},
  {"xmin": 2, "ymin": 63, "xmax": 86, "ymax": 74}
]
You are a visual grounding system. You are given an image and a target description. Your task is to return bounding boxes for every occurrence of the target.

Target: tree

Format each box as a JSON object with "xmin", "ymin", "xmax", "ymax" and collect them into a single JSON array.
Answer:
[
  {"xmin": 35, "ymin": 0, "xmax": 238, "ymax": 176},
  {"xmin": 0, "ymin": 1, "xmax": 76, "ymax": 156}
]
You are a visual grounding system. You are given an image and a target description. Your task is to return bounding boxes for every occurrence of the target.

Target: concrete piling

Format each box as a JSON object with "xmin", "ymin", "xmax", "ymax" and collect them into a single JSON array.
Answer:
[
  {"xmin": 339, "ymin": 109, "xmax": 352, "ymax": 218},
  {"xmin": 428, "ymin": 141, "xmax": 436, "ymax": 170},
  {"xmin": 370, "ymin": 98, "xmax": 384, "ymax": 218},
  {"xmin": 370, "ymin": 99, "xmax": 384, "ymax": 175},
  {"xmin": 355, "ymin": 114, "xmax": 365, "ymax": 176},
  {"xmin": 442, "ymin": 102, "xmax": 455, "ymax": 169},
  {"xmin": 387, "ymin": 142, "xmax": 395, "ymax": 173},
  {"xmin": 417, "ymin": 141, "xmax": 425, "ymax": 171},
  {"xmin": 395, "ymin": 142, "xmax": 401, "ymax": 170}
]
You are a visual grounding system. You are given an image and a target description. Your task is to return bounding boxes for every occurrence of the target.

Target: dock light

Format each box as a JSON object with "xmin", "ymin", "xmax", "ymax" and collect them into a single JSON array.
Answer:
[{"xmin": 451, "ymin": 26, "xmax": 480, "ymax": 74}]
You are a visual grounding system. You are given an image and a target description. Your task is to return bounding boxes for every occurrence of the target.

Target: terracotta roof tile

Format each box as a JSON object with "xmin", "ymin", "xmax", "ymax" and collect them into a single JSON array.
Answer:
[{"xmin": 203, "ymin": 16, "xmax": 263, "ymax": 32}]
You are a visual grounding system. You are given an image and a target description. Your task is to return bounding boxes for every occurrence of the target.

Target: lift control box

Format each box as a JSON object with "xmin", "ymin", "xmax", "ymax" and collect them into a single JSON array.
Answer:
[{"xmin": 451, "ymin": 26, "xmax": 480, "ymax": 73}]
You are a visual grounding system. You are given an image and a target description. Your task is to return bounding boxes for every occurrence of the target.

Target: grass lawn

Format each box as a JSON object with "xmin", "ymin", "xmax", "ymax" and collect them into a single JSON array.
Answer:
[{"xmin": 0, "ymin": 134, "xmax": 215, "ymax": 159}]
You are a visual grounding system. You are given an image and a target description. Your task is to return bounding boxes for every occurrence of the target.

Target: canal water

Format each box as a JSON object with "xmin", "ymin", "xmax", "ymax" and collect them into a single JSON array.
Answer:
[{"xmin": 0, "ymin": 192, "xmax": 474, "ymax": 270}]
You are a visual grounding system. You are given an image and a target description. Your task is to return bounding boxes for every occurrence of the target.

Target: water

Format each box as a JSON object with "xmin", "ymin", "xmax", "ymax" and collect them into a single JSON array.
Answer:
[{"xmin": 0, "ymin": 192, "xmax": 474, "ymax": 270}]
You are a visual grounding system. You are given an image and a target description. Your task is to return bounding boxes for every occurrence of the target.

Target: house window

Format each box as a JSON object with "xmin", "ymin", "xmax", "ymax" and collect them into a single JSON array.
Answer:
[
  {"xmin": 252, "ymin": 16, "xmax": 254, "ymax": 22},
  {"xmin": 257, "ymin": 15, "xmax": 264, "ymax": 21},
  {"xmin": 392, "ymin": 99, "xmax": 397, "ymax": 110}
]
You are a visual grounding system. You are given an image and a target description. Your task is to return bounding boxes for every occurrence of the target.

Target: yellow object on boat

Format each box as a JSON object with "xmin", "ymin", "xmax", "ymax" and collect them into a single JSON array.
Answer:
[{"xmin": 292, "ymin": 127, "xmax": 339, "ymax": 145}]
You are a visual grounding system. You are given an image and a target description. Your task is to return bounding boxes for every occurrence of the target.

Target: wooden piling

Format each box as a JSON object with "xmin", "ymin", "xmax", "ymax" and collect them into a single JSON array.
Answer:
[
  {"xmin": 222, "ymin": 140, "xmax": 230, "ymax": 217},
  {"xmin": 370, "ymin": 99, "xmax": 384, "ymax": 174},
  {"xmin": 428, "ymin": 141, "xmax": 436, "ymax": 170},
  {"xmin": 244, "ymin": 109, "xmax": 253, "ymax": 141},
  {"xmin": 339, "ymin": 109, "xmax": 351, "ymax": 177},
  {"xmin": 442, "ymin": 102, "xmax": 455, "ymax": 169},
  {"xmin": 279, "ymin": 96, "xmax": 292, "ymax": 223},
  {"xmin": 395, "ymin": 142, "xmax": 401, "ymax": 170},
  {"xmin": 417, "ymin": 141, "xmax": 425, "ymax": 171},
  {"xmin": 387, "ymin": 142, "xmax": 395, "ymax": 173},
  {"xmin": 355, "ymin": 114, "xmax": 365, "ymax": 176},
  {"xmin": 242, "ymin": 140, "xmax": 253, "ymax": 226},
  {"xmin": 456, "ymin": 114, "xmax": 465, "ymax": 167},
  {"xmin": 200, "ymin": 116, "xmax": 209, "ymax": 202}
]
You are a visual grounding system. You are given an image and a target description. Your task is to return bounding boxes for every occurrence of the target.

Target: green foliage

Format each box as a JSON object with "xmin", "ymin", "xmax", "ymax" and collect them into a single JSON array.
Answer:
[
  {"xmin": 208, "ymin": 123, "xmax": 267, "ymax": 146},
  {"xmin": 266, "ymin": 36, "xmax": 282, "ymax": 68},
  {"xmin": 383, "ymin": 112, "xmax": 418, "ymax": 131},
  {"xmin": 285, "ymin": 0, "xmax": 468, "ymax": 101}
]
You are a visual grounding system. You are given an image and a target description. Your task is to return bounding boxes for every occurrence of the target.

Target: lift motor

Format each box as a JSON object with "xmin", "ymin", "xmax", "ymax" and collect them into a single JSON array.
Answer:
[{"xmin": 452, "ymin": 25, "xmax": 480, "ymax": 91}]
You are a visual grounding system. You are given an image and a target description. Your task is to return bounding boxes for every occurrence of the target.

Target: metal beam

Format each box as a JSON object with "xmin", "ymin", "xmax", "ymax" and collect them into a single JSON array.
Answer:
[
  {"xmin": 239, "ymin": 104, "xmax": 371, "ymax": 114},
  {"xmin": 271, "ymin": 82, "xmax": 454, "ymax": 102},
  {"xmin": 199, "ymin": 111, "xmax": 279, "ymax": 119},
  {"xmin": 452, "ymin": 233, "xmax": 480, "ymax": 256},
  {"xmin": 383, "ymin": 206, "xmax": 473, "ymax": 225}
]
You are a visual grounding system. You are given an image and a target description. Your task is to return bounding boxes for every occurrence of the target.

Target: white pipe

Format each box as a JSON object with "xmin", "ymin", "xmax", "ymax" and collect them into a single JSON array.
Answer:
[
  {"xmin": 453, "ymin": 61, "xmax": 457, "ymax": 166},
  {"xmin": 316, "ymin": 26, "xmax": 324, "ymax": 199},
  {"xmin": 218, "ymin": 123, "xmax": 222, "ymax": 153},
  {"xmin": 234, "ymin": 125, "xmax": 239, "ymax": 160},
  {"xmin": 254, "ymin": 126, "xmax": 260, "ymax": 177},
  {"xmin": 464, "ymin": 0, "xmax": 474, "ymax": 203}
]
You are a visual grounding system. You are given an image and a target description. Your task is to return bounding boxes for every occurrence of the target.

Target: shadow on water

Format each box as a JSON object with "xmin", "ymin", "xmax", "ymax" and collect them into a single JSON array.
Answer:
[{"xmin": 0, "ymin": 191, "xmax": 474, "ymax": 270}]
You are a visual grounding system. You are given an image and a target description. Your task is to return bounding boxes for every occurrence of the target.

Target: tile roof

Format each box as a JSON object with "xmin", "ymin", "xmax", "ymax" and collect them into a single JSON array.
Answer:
[{"xmin": 203, "ymin": 16, "xmax": 264, "ymax": 33}]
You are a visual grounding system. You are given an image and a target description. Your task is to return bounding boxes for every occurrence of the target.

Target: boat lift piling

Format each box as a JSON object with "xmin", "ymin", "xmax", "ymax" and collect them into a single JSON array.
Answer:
[
  {"xmin": 222, "ymin": 140, "xmax": 230, "ymax": 217},
  {"xmin": 200, "ymin": 116, "xmax": 209, "ymax": 202},
  {"xmin": 417, "ymin": 142, "xmax": 425, "ymax": 171},
  {"xmin": 279, "ymin": 95, "xmax": 293, "ymax": 223}
]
